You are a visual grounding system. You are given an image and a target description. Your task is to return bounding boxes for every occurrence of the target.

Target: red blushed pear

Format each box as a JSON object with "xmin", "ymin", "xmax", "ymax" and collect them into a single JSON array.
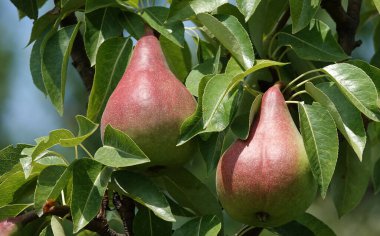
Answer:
[
  {"xmin": 101, "ymin": 27, "xmax": 197, "ymax": 168},
  {"xmin": 216, "ymin": 84, "xmax": 317, "ymax": 227}
]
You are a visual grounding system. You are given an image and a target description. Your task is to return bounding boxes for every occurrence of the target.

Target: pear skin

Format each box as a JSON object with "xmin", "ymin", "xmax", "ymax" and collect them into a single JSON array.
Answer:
[
  {"xmin": 216, "ymin": 84, "xmax": 317, "ymax": 227},
  {"xmin": 101, "ymin": 28, "xmax": 197, "ymax": 168}
]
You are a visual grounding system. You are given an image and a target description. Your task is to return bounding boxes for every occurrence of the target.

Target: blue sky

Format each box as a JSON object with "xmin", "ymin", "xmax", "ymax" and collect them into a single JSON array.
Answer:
[{"xmin": 0, "ymin": 1, "xmax": 66, "ymax": 146}]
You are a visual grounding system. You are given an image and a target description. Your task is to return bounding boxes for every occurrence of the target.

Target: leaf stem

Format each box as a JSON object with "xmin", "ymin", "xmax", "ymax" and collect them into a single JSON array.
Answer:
[
  {"xmin": 278, "ymin": 47, "xmax": 291, "ymax": 61},
  {"xmin": 243, "ymin": 84, "xmax": 262, "ymax": 96},
  {"xmin": 288, "ymin": 90, "xmax": 308, "ymax": 101},
  {"xmin": 282, "ymin": 69, "xmax": 323, "ymax": 92},
  {"xmin": 285, "ymin": 101, "xmax": 301, "ymax": 105},
  {"xmin": 80, "ymin": 144, "xmax": 94, "ymax": 159},
  {"xmin": 289, "ymin": 75, "xmax": 328, "ymax": 92},
  {"xmin": 268, "ymin": 32, "xmax": 282, "ymax": 59},
  {"xmin": 74, "ymin": 146, "xmax": 78, "ymax": 160},
  {"xmin": 61, "ymin": 190, "xmax": 66, "ymax": 205}
]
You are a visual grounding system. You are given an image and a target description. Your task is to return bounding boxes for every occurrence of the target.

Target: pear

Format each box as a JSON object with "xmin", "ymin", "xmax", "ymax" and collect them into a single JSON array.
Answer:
[
  {"xmin": 101, "ymin": 27, "xmax": 197, "ymax": 168},
  {"xmin": 0, "ymin": 219, "xmax": 19, "ymax": 236},
  {"xmin": 216, "ymin": 84, "xmax": 317, "ymax": 227}
]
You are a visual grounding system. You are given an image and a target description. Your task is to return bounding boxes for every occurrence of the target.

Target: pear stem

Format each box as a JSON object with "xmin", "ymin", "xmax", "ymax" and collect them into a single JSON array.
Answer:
[
  {"xmin": 80, "ymin": 144, "xmax": 94, "ymax": 159},
  {"xmin": 288, "ymin": 90, "xmax": 308, "ymax": 101},
  {"xmin": 289, "ymin": 75, "xmax": 328, "ymax": 92},
  {"xmin": 282, "ymin": 69, "xmax": 323, "ymax": 92},
  {"xmin": 243, "ymin": 84, "xmax": 262, "ymax": 96},
  {"xmin": 74, "ymin": 146, "xmax": 78, "ymax": 160}
]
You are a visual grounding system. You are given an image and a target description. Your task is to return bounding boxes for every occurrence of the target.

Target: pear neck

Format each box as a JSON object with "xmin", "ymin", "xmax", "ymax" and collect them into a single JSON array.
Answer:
[{"xmin": 129, "ymin": 35, "xmax": 168, "ymax": 70}]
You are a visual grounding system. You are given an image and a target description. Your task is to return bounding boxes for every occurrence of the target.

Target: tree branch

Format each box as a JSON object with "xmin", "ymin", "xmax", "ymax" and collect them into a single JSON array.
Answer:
[
  {"xmin": 4, "ymin": 204, "xmax": 122, "ymax": 236},
  {"xmin": 113, "ymin": 192, "xmax": 135, "ymax": 236},
  {"xmin": 321, "ymin": 0, "xmax": 362, "ymax": 55}
]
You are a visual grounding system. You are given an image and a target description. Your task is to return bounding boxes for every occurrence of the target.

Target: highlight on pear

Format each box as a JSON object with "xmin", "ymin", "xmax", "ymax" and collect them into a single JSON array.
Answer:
[
  {"xmin": 216, "ymin": 84, "xmax": 317, "ymax": 227},
  {"xmin": 101, "ymin": 27, "xmax": 197, "ymax": 168}
]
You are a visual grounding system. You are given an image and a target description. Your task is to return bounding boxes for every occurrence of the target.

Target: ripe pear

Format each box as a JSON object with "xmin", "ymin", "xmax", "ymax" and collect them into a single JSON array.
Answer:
[
  {"xmin": 0, "ymin": 219, "xmax": 19, "ymax": 236},
  {"xmin": 216, "ymin": 84, "xmax": 317, "ymax": 227},
  {"xmin": 100, "ymin": 27, "xmax": 197, "ymax": 168}
]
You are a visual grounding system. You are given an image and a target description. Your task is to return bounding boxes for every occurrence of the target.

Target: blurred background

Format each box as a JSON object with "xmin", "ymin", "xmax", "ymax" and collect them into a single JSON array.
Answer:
[{"xmin": 0, "ymin": 1, "xmax": 379, "ymax": 235}]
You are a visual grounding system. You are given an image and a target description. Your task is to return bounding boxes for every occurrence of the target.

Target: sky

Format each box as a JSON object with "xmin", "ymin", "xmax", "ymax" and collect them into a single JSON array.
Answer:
[{"xmin": 0, "ymin": 1, "xmax": 84, "ymax": 147}]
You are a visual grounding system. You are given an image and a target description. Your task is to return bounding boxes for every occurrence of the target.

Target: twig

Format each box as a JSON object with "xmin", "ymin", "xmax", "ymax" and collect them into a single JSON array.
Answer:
[
  {"xmin": 3, "ymin": 203, "xmax": 122, "ymax": 236},
  {"xmin": 113, "ymin": 192, "xmax": 135, "ymax": 236},
  {"xmin": 321, "ymin": 0, "xmax": 362, "ymax": 55}
]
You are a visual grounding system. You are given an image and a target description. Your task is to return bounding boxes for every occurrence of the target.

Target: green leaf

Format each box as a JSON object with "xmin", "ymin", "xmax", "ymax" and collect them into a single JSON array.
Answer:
[
  {"xmin": 306, "ymin": 82, "xmax": 366, "ymax": 160},
  {"xmin": 185, "ymin": 59, "xmax": 215, "ymax": 96},
  {"xmin": 10, "ymin": 0, "xmax": 38, "ymax": 19},
  {"xmin": 0, "ymin": 204, "xmax": 32, "ymax": 221},
  {"xmin": 277, "ymin": 20, "xmax": 348, "ymax": 62},
  {"xmin": 85, "ymin": 0, "xmax": 138, "ymax": 12},
  {"xmin": 202, "ymin": 74, "xmax": 237, "ymax": 130},
  {"xmin": 229, "ymin": 60, "xmax": 288, "ymax": 89},
  {"xmin": 247, "ymin": 0, "xmax": 288, "ymax": 57},
  {"xmin": 173, "ymin": 215, "xmax": 221, "ymax": 236},
  {"xmin": 50, "ymin": 216, "xmax": 66, "ymax": 236},
  {"xmin": 112, "ymin": 170, "xmax": 175, "ymax": 222},
  {"xmin": 87, "ymin": 37, "xmax": 133, "ymax": 122},
  {"xmin": 225, "ymin": 56, "xmax": 244, "ymax": 76},
  {"xmin": 231, "ymin": 91, "xmax": 262, "ymax": 140},
  {"xmin": 295, "ymin": 213, "xmax": 336, "ymax": 236},
  {"xmin": 199, "ymin": 132, "xmax": 226, "ymax": 174},
  {"xmin": 322, "ymin": 63, "xmax": 380, "ymax": 121},
  {"xmin": 166, "ymin": 197, "xmax": 195, "ymax": 217},
  {"xmin": 71, "ymin": 158, "xmax": 113, "ymax": 233},
  {"xmin": 133, "ymin": 207, "xmax": 173, "ymax": 236},
  {"xmin": 84, "ymin": 7, "xmax": 124, "ymax": 66},
  {"xmin": 179, "ymin": 60, "xmax": 283, "ymax": 144},
  {"xmin": 167, "ymin": 0, "xmax": 228, "ymax": 23},
  {"xmin": 178, "ymin": 75, "xmax": 215, "ymax": 144},
  {"xmin": 373, "ymin": 158, "xmax": 380, "ymax": 194},
  {"xmin": 0, "ymin": 144, "xmax": 31, "ymax": 177},
  {"xmin": 298, "ymin": 102, "xmax": 339, "ymax": 198},
  {"xmin": 60, "ymin": 0, "xmax": 85, "ymax": 13},
  {"xmin": 203, "ymin": 60, "xmax": 284, "ymax": 129},
  {"xmin": 236, "ymin": 0, "xmax": 261, "ymax": 21},
  {"xmin": 374, "ymin": 0, "xmax": 380, "ymax": 13},
  {"xmin": 347, "ymin": 60, "xmax": 380, "ymax": 102},
  {"xmin": 0, "ymin": 171, "xmax": 38, "ymax": 207},
  {"xmin": 94, "ymin": 125, "xmax": 149, "ymax": 167},
  {"xmin": 160, "ymin": 36, "xmax": 192, "ymax": 82},
  {"xmin": 31, "ymin": 129, "xmax": 75, "ymax": 159},
  {"xmin": 41, "ymin": 23, "xmax": 81, "ymax": 115},
  {"xmin": 331, "ymin": 141, "xmax": 372, "ymax": 217},
  {"xmin": 34, "ymin": 152, "xmax": 67, "ymax": 166},
  {"xmin": 274, "ymin": 221, "xmax": 315, "ymax": 235},
  {"xmin": 30, "ymin": 37, "xmax": 47, "ymax": 95},
  {"xmin": 290, "ymin": 0, "xmax": 320, "ymax": 33},
  {"xmin": 34, "ymin": 165, "xmax": 70, "ymax": 210},
  {"xmin": 59, "ymin": 115, "xmax": 99, "ymax": 147},
  {"xmin": 160, "ymin": 168, "xmax": 221, "ymax": 216},
  {"xmin": 141, "ymin": 7, "xmax": 185, "ymax": 47},
  {"xmin": 120, "ymin": 12, "xmax": 145, "ymax": 39},
  {"xmin": 198, "ymin": 13, "xmax": 254, "ymax": 69},
  {"xmin": 28, "ymin": 11, "xmax": 60, "ymax": 46}
]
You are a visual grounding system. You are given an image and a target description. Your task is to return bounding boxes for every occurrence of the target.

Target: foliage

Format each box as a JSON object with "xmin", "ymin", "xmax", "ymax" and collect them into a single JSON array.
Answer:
[{"xmin": 2, "ymin": 0, "xmax": 380, "ymax": 235}]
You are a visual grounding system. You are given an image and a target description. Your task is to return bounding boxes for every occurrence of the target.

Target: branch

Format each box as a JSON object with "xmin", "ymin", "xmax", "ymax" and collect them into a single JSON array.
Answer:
[
  {"xmin": 3, "ymin": 204, "xmax": 122, "ymax": 236},
  {"xmin": 113, "ymin": 192, "xmax": 135, "ymax": 236},
  {"xmin": 60, "ymin": 12, "xmax": 94, "ymax": 92},
  {"xmin": 321, "ymin": 0, "xmax": 362, "ymax": 55}
]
